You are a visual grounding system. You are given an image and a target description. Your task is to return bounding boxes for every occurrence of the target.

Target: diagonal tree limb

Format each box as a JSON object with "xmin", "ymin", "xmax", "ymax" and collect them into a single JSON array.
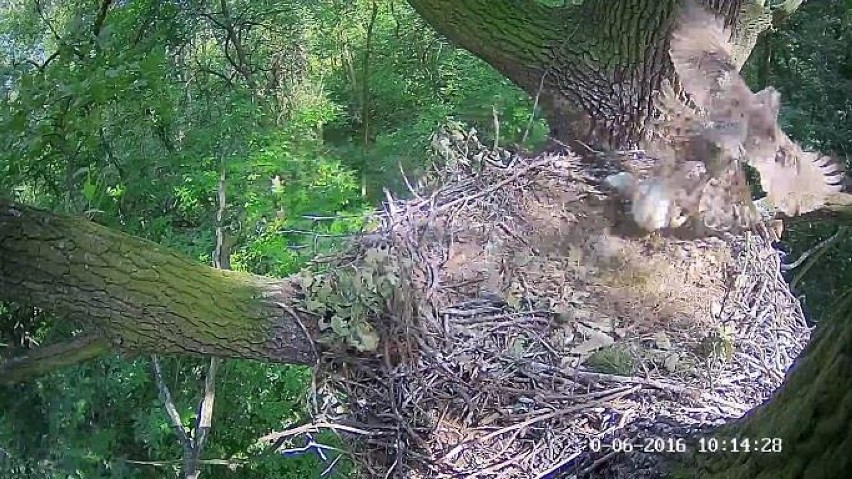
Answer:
[
  {"xmin": 0, "ymin": 200, "xmax": 318, "ymax": 377},
  {"xmin": 151, "ymin": 355, "xmax": 193, "ymax": 455},
  {"xmin": 0, "ymin": 334, "xmax": 111, "ymax": 384}
]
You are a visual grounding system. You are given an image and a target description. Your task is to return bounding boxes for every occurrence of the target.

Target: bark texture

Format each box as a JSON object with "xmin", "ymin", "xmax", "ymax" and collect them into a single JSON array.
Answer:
[
  {"xmin": 679, "ymin": 295, "xmax": 852, "ymax": 479},
  {"xmin": 408, "ymin": 0, "xmax": 776, "ymax": 148},
  {"xmin": 0, "ymin": 200, "xmax": 318, "ymax": 381}
]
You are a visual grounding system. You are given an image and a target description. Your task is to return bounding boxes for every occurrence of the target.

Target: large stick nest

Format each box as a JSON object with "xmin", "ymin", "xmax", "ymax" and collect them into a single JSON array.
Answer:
[{"xmin": 282, "ymin": 125, "xmax": 809, "ymax": 478}]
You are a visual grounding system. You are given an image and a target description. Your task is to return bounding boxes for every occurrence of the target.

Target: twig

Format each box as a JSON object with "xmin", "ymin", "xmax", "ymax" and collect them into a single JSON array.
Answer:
[
  {"xmin": 789, "ymin": 226, "xmax": 847, "ymax": 289},
  {"xmin": 522, "ymin": 69, "xmax": 549, "ymax": 145},
  {"xmin": 492, "ymin": 105, "xmax": 500, "ymax": 150},
  {"xmin": 435, "ymin": 158, "xmax": 552, "ymax": 213},
  {"xmin": 257, "ymin": 421, "xmax": 376, "ymax": 445},
  {"xmin": 151, "ymin": 356, "xmax": 192, "ymax": 453},
  {"xmin": 533, "ymin": 450, "xmax": 583, "ymax": 479},
  {"xmin": 782, "ymin": 225, "xmax": 846, "ymax": 270},
  {"xmin": 398, "ymin": 160, "xmax": 422, "ymax": 199}
]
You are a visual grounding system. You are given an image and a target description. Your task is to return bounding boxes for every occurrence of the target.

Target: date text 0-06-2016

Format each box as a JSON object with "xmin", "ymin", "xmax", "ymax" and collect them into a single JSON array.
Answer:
[{"xmin": 588, "ymin": 437, "xmax": 784, "ymax": 454}]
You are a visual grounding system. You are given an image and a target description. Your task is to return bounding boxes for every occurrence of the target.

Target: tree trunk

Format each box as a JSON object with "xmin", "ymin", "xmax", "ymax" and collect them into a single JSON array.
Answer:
[
  {"xmin": 680, "ymin": 294, "xmax": 852, "ymax": 479},
  {"xmin": 0, "ymin": 200, "xmax": 318, "ymax": 382},
  {"xmin": 407, "ymin": 0, "xmax": 774, "ymax": 148}
]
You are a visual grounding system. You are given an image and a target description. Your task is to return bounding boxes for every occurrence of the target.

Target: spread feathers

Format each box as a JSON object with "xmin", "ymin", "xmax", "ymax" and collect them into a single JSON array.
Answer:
[{"xmin": 622, "ymin": 1, "xmax": 850, "ymax": 233}]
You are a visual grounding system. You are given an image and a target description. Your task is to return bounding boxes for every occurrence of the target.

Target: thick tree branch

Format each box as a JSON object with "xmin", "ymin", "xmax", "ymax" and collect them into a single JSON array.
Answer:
[
  {"xmin": 407, "ymin": 0, "xmax": 562, "ymax": 93},
  {"xmin": 405, "ymin": 0, "xmax": 800, "ymax": 147},
  {"xmin": 0, "ymin": 201, "xmax": 319, "ymax": 381}
]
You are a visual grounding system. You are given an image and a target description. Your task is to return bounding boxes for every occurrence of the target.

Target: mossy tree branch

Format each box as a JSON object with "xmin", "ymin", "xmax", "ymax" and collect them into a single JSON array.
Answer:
[
  {"xmin": 0, "ymin": 200, "xmax": 319, "ymax": 383},
  {"xmin": 0, "ymin": 334, "xmax": 111, "ymax": 383}
]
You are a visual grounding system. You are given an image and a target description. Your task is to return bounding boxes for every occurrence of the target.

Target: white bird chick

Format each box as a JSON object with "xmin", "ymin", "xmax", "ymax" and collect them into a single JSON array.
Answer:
[
  {"xmin": 605, "ymin": 172, "xmax": 686, "ymax": 231},
  {"xmin": 632, "ymin": 178, "xmax": 682, "ymax": 231}
]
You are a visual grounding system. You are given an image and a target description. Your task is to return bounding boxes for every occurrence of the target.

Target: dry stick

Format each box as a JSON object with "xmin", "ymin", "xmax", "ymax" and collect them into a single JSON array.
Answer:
[
  {"xmin": 439, "ymin": 386, "xmax": 639, "ymax": 463},
  {"xmin": 533, "ymin": 450, "xmax": 583, "ymax": 479},
  {"xmin": 466, "ymin": 450, "xmax": 535, "ymax": 479},
  {"xmin": 434, "ymin": 158, "xmax": 552, "ymax": 213},
  {"xmin": 192, "ymin": 357, "xmax": 218, "ymax": 465},
  {"xmin": 257, "ymin": 421, "xmax": 376, "ymax": 445},
  {"xmin": 521, "ymin": 69, "xmax": 549, "ymax": 145},
  {"xmin": 398, "ymin": 160, "xmax": 422, "ymax": 199},
  {"xmin": 781, "ymin": 226, "xmax": 846, "ymax": 271},
  {"xmin": 123, "ymin": 458, "xmax": 246, "ymax": 468},
  {"xmin": 790, "ymin": 226, "xmax": 848, "ymax": 289},
  {"xmin": 492, "ymin": 105, "xmax": 500, "ymax": 150}
]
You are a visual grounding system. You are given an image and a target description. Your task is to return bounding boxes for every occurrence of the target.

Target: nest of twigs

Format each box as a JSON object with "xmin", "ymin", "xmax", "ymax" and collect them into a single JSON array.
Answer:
[{"xmin": 289, "ymin": 126, "xmax": 810, "ymax": 478}]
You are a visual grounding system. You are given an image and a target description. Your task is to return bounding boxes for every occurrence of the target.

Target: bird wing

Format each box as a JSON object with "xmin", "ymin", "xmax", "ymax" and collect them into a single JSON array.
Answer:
[
  {"xmin": 698, "ymin": 164, "xmax": 760, "ymax": 231},
  {"xmin": 746, "ymin": 134, "xmax": 847, "ymax": 216},
  {"xmin": 668, "ymin": 1, "xmax": 849, "ymax": 218},
  {"xmin": 668, "ymin": 1, "xmax": 738, "ymax": 111}
]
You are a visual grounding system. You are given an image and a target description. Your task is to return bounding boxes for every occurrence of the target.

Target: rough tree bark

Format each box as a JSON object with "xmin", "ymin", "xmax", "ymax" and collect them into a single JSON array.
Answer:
[
  {"xmin": 0, "ymin": 200, "xmax": 318, "ymax": 383},
  {"xmin": 407, "ymin": 0, "xmax": 778, "ymax": 148}
]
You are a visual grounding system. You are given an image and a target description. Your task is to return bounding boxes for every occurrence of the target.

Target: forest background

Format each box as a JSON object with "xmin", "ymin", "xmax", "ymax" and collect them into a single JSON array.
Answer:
[{"xmin": 0, "ymin": 0, "xmax": 850, "ymax": 477}]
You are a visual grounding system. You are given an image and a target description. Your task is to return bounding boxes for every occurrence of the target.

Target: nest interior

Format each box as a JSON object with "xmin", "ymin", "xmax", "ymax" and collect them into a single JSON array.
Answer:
[{"xmin": 282, "ymin": 126, "xmax": 810, "ymax": 479}]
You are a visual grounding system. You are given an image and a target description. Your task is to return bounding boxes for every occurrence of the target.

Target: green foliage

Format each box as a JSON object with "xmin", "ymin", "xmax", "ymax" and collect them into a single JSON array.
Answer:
[
  {"xmin": 229, "ymin": 123, "xmax": 370, "ymax": 277},
  {"xmin": 0, "ymin": 356, "xmax": 340, "ymax": 478},
  {"xmin": 300, "ymin": 246, "xmax": 414, "ymax": 353},
  {"xmin": 316, "ymin": 0, "xmax": 548, "ymax": 199}
]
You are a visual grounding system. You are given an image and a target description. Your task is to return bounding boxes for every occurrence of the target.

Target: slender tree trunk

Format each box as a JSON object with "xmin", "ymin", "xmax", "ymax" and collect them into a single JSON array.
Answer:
[
  {"xmin": 0, "ymin": 200, "xmax": 318, "ymax": 382},
  {"xmin": 407, "ymin": 0, "xmax": 774, "ymax": 148},
  {"xmin": 360, "ymin": 1, "xmax": 380, "ymax": 198}
]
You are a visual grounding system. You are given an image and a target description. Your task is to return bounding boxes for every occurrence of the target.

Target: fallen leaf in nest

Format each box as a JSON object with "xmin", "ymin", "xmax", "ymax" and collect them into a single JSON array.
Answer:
[
  {"xmin": 572, "ymin": 325, "xmax": 615, "ymax": 355},
  {"xmin": 654, "ymin": 331, "xmax": 673, "ymax": 350},
  {"xmin": 663, "ymin": 352, "xmax": 681, "ymax": 372}
]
